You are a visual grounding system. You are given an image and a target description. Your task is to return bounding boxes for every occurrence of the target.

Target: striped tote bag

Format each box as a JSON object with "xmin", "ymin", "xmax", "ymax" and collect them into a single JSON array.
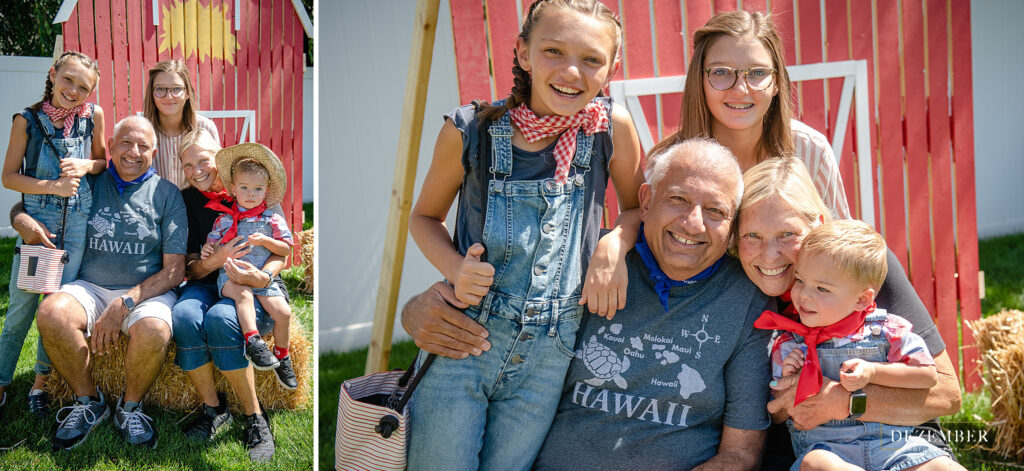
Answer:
[
  {"xmin": 336, "ymin": 354, "xmax": 435, "ymax": 470},
  {"xmin": 16, "ymin": 245, "xmax": 67, "ymax": 294}
]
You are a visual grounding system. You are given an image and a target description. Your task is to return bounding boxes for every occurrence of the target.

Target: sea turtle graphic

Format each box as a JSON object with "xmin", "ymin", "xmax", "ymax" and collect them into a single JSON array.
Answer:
[
  {"xmin": 88, "ymin": 213, "xmax": 115, "ymax": 237},
  {"xmin": 577, "ymin": 335, "xmax": 630, "ymax": 388}
]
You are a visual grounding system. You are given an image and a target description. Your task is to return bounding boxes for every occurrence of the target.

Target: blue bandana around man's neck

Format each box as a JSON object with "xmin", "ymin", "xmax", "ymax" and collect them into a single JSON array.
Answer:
[
  {"xmin": 635, "ymin": 224, "xmax": 725, "ymax": 311},
  {"xmin": 108, "ymin": 160, "xmax": 157, "ymax": 195}
]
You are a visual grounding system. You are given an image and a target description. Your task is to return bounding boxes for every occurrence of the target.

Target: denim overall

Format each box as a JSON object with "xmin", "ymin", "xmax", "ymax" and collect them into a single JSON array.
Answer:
[
  {"xmin": 215, "ymin": 214, "xmax": 286, "ymax": 297},
  {"xmin": 408, "ymin": 111, "xmax": 598, "ymax": 471},
  {"xmin": 787, "ymin": 312, "xmax": 947, "ymax": 471},
  {"xmin": 0, "ymin": 109, "xmax": 92, "ymax": 386}
]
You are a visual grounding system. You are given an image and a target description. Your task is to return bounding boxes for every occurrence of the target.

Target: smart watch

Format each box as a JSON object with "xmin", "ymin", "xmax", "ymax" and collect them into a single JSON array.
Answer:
[
  {"xmin": 120, "ymin": 295, "xmax": 136, "ymax": 311},
  {"xmin": 848, "ymin": 389, "xmax": 867, "ymax": 419}
]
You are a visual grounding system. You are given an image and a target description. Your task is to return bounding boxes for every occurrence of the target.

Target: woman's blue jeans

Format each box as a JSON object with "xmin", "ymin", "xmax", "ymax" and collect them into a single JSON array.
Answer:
[{"xmin": 171, "ymin": 281, "xmax": 275, "ymax": 372}]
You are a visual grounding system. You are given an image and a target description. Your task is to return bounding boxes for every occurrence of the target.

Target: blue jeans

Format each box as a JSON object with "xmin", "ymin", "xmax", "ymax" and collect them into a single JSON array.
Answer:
[
  {"xmin": 171, "ymin": 282, "xmax": 275, "ymax": 372},
  {"xmin": 0, "ymin": 198, "xmax": 89, "ymax": 386}
]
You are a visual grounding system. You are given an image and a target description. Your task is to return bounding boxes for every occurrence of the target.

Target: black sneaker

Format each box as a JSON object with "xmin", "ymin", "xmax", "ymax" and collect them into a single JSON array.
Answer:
[
  {"xmin": 184, "ymin": 393, "xmax": 232, "ymax": 441},
  {"xmin": 53, "ymin": 390, "xmax": 109, "ymax": 450},
  {"xmin": 28, "ymin": 389, "xmax": 50, "ymax": 418},
  {"xmin": 114, "ymin": 397, "xmax": 158, "ymax": 449},
  {"xmin": 243, "ymin": 411, "xmax": 275, "ymax": 462},
  {"xmin": 244, "ymin": 337, "xmax": 280, "ymax": 371},
  {"xmin": 274, "ymin": 356, "xmax": 298, "ymax": 391}
]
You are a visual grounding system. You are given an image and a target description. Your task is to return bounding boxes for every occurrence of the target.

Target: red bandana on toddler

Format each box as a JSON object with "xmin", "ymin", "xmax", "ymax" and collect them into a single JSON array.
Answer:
[
  {"xmin": 206, "ymin": 200, "xmax": 268, "ymax": 243},
  {"xmin": 508, "ymin": 101, "xmax": 609, "ymax": 184},
  {"xmin": 41, "ymin": 102, "xmax": 93, "ymax": 138},
  {"xmin": 753, "ymin": 300, "xmax": 875, "ymax": 405}
]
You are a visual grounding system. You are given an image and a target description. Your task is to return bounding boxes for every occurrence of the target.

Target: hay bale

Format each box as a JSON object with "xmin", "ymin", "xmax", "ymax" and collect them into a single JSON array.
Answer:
[
  {"xmin": 46, "ymin": 320, "xmax": 311, "ymax": 416},
  {"xmin": 295, "ymin": 228, "xmax": 314, "ymax": 294},
  {"xmin": 969, "ymin": 309, "xmax": 1024, "ymax": 458}
]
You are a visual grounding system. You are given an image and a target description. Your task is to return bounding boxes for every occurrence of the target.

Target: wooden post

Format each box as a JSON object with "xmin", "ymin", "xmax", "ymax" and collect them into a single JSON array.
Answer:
[{"xmin": 365, "ymin": 0, "xmax": 440, "ymax": 374}]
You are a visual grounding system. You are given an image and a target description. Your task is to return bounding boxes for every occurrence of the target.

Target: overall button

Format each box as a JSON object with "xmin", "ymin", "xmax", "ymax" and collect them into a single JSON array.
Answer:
[
  {"xmin": 542, "ymin": 223, "xmax": 555, "ymax": 234},
  {"xmin": 510, "ymin": 354, "xmax": 524, "ymax": 364},
  {"xmin": 544, "ymin": 180, "xmax": 556, "ymax": 191},
  {"xmin": 574, "ymin": 174, "xmax": 584, "ymax": 186},
  {"xmin": 533, "ymin": 266, "xmax": 545, "ymax": 276},
  {"xmin": 525, "ymin": 307, "xmax": 538, "ymax": 316},
  {"xmin": 494, "ymin": 180, "xmax": 504, "ymax": 192},
  {"xmin": 519, "ymin": 332, "xmax": 533, "ymax": 341}
]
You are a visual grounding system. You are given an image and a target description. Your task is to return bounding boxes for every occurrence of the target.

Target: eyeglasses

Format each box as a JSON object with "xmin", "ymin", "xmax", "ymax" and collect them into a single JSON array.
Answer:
[
  {"xmin": 153, "ymin": 86, "xmax": 186, "ymax": 98},
  {"xmin": 704, "ymin": 66, "xmax": 775, "ymax": 91}
]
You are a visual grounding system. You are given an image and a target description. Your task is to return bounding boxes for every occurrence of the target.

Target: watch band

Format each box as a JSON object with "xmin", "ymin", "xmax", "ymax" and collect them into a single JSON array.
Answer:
[{"xmin": 261, "ymin": 269, "xmax": 275, "ymax": 288}]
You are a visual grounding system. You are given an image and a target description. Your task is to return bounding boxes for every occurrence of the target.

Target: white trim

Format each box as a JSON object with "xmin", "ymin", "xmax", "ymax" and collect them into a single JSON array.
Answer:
[
  {"xmin": 153, "ymin": 0, "xmax": 160, "ymax": 26},
  {"xmin": 133, "ymin": 109, "xmax": 257, "ymax": 144},
  {"xmin": 53, "ymin": 0, "xmax": 78, "ymax": 24},
  {"xmin": 291, "ymin": 0, "xmax": 314, "ymax": 39},
  {"xmin": 609, "ymin": 60, "xmax": 874, "ymax": 227}
]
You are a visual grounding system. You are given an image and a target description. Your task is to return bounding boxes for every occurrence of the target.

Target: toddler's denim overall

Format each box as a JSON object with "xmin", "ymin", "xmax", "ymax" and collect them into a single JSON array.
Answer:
[
  {"xmin": 787, "ymin": 313, "xmax": 947, "ymax": 471},
  {"xmin": 0, "ymin": 109, "xmax": 92, "ymax": 385},
  {"xmin": 216, "ymin": 216, "xmax": 286, "ymax": 298},
  {"xmin": 408, "ymin": 111, "xmax": 597, "ymax": 471}
]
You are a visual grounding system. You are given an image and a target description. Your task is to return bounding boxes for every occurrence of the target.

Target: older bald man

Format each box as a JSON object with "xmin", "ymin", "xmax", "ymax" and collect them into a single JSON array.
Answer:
[{"xmin": 31, "ymin": 115, "xmax": 186, "ymax": 450}]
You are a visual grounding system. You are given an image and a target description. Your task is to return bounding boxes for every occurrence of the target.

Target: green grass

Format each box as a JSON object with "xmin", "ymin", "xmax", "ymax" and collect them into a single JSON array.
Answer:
[
  {"xmin": 319, "ymin": 232, "xmax": 1024, "ymax": 470},
  {"xmin": 0, "ymin": 245, "xmax": 314, "ymax": 470}
]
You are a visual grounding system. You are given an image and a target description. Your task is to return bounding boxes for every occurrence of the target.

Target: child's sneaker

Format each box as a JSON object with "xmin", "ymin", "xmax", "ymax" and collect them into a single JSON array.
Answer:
[
  {"xmin": 114, "ymin": 397, "xmax": 158, "ymax": 448},
  {"xmin": 244, "ymin": 336, "xmax": 280, "ymax": 371},
  {"xmin": 28, "ymin": 389, "xmax": 50, "ymax": 418},
  {"xmin": 53, "ymin": 390, "xmax": 109, "ymax": 450},
  {"xmin": 274, "ymin": 356, "xmax": 298, "ymax": 390}
]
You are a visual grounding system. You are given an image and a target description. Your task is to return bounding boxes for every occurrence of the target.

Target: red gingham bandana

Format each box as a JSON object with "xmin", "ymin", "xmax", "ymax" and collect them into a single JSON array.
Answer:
[
  {"xmin": 41, "ymin": 102, "xmax": 92, "ymax": 138},
  {"xmin": 508, "ymin": 101, "xmax": 609, "ymax": 184}
]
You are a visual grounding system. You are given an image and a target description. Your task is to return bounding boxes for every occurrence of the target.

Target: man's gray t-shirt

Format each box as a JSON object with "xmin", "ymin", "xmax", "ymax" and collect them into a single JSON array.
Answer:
[
  {"xmin": 78, "ymin": 171, "xmax": 186, "ymax": 289},
  {"xmin": 534, "ymin": 253, "xmax": 774, "ymax": 469}
]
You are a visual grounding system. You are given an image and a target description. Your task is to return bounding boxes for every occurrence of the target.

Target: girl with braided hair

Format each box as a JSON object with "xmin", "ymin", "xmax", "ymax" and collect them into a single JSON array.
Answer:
[
  {"xmin": 0, "ymin": 51, "xmax": 107, "ymax": 416},
  {"xmin": 407, "ymin": 0, "xmax": 644, "ymax": 468}
]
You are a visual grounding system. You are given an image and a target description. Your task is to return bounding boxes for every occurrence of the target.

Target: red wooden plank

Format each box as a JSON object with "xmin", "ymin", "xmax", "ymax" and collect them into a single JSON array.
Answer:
[
  {"xmin": 950, "ymin": 0, "xmax": 981, "ymax": 392},
  {"xmin": 234, "ymin": 0, "xmax": 250, "ymax": 145},
  {"xmin": 621, "ymin": 0, "xmax": 657, "ymax": 153},
  {"xmin": 875, "ymin": 0, "xmax": 908, "ymax": 270},
  {"xmin": 485, "ymin": 0, "xmax": 520, "ymax": 103},
  {"xmin": 924, "ymin": 0, "xmax": 958, "ymax": 386},
  {"xmin": 63, "ymin": 6, "xmax": 80, "ymax": 62},
  {"xmin": 272, "ymin": 0, "xmax": 285, "ymax": 156},
  {"xmin": 144, "ymin": 0, "xmax": 160, "ymax": 66},
  {"xmin": 246, "ymin": 0, "xmax": 260, "ymax": 142},
  {"xmin": 796, "ymin": 0, "xmax": 826, "ymax": 133},
  {"xmin": 742, "ymin": 0, "xmax": 768, "ymax": 12},
  {"xmin": 450, "ymin": 0, "xmax": 491, "ymax": 104},
  {"xmin": 127, "ymin": 0, "xmax": 145, "ymax": 117},
  {"xmin": 823, "ymin": 0, "xmax": 856, "ymax": 211},
  {"xmin": 222, "ymin": 0, "xmax": 237, "ymax": 144},
  {"xmin": 653, "ymin": 0, "xmax": 685, "ymax": 137},
  {"xmin": 111, "ymin": 0, "xmax": 130, "ymax": 122},
  {"xmin": 771, "ymin": 0, "xmax": 796, "ymax": 103},
  {"xmin": 280, "ymin": 1, "xmax": 295, "ymax": 228},
  {"xmin": 198, "ymin": 0, "xmax": 214, "ymax": 113},
  {"xmin": 291, "ymin": 16, "xmax": 305, "ymax": 239},
  {"xmin": 94, "ymin": 0, "xmax": 115, "ymax": 140},
  {"xmin": 185, "ymin": 0, "xmax": 199, "ymax": 92},
  {"xmin": 685, "ymin": 0, "xmax": 713, "ymax": 69},
  {"xmin": 259, "ymin": 0, "xmax": 271, "ymax": 144},
  {"xmin": 900, "ymin": 0, "xmax": 935, "ymax": 317},
  {"xmin": 713, "ymin": 0, "xmax": 737, "ymax": 14},
  {"xmin": 78, "ymin": 0, "xmax": 97, "ymax": 62},
  {"xmin": 848, "ymin": 0, "xmax": 879, "ymax": 227}
]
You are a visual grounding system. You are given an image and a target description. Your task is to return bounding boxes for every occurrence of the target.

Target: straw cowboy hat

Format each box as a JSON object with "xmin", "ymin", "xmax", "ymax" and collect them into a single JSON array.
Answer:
[{"xmin": 215, "ymin": 143, "xmax": 288, "ymax": 208}]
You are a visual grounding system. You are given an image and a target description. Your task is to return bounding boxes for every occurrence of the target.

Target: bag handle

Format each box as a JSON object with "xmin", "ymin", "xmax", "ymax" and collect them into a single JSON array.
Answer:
[
  {"xmin": 375, "ymin": 353, "xmax": 437, "ymax": 439},
  {"xmin": 26, "ymin": 110, "xmax": 72, "ymax": 253}
]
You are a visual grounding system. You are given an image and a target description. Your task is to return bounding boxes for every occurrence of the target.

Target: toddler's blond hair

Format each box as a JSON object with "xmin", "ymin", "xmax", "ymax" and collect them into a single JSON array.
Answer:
[{"xmin": 800, "ymin": 219, "xmax": 887, "ymax": 290}]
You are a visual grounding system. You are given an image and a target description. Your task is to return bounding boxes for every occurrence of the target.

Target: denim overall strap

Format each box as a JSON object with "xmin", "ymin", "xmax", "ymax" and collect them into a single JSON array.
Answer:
[
  {"xmin": 488, "ymin": 111, "xmax": 514, "ymax": 178},
  {"xmin": 26, "ymin": 109, "xmax": 89, "ymax": 211}
]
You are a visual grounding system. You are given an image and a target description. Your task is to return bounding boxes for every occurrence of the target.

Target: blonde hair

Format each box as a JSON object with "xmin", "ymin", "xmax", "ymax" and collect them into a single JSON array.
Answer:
[
  {"xmin": 144, "ymin": 60, "xmax": 199, "ymax": 135},
  {"xmin": 178, "ymin": 129, "xmax": 221, "ymax": 159},
  {"xmin": 800, "ymin": 219, "xmax": 887, "ymax": 289},
  {"xmin": 649, "ymin": 11, "xmax": 793, "ymax": 162},
  {"xmin": 476, "ymin": 0, "xmax": 622, "ymax": 121},
  {"xmin": 738, "ymin": 157, "xmax": 833, "ymax": 227}
]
